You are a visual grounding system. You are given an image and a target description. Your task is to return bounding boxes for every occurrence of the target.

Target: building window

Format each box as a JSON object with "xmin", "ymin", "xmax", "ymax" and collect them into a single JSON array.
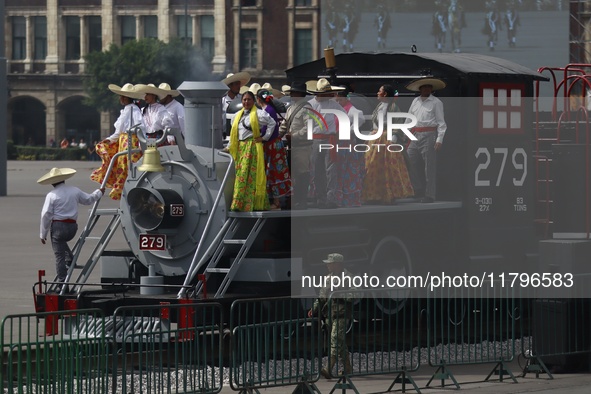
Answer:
[
  {"xmin": 241, "ymin": 0, "xmax": 256, "ymax": 6},
  {"xmin": 200, "ymin": 15, "xmax": 214, "ymax": 60},
  {"xmin": 295, "ymin": 29, "xmax": 312, "ymax": 66},
  {"xmin": 177, "ymin": 15, "xmax": 193, "ymax": 44},
  {"xmin": 240, "ymin": 29, "xmax": 257, "ymax": 69},
  {"xmin": 295, "ymin": 0, "xmax": 312, "ymax": 6},
  {"xmin": 121, "ymin": 16, "xmax": 136, "ymax": 45},
  {"xmin": 88, "ymin": 16, "xmax": 102, "ymax": 53},
  {"xmin": 12, "ymin": 16, "xmax": 26, "ymax": 60},
  {"xmin": 144, "ymin": 16, "xmax": 158, "ymax": 39},
  {"xmin": 34, "ymin": 17, "xmax": 47, "ymax": 60},
  {"xmin": 65, "ymin": 16, "xmax": 81, "ymax": 60}
]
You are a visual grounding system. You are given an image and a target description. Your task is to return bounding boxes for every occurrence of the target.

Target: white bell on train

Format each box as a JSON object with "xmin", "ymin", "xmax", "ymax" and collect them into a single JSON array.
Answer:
[{"xmin": 138, "ymin": 145, "xmax": 165, "ymax": 172}]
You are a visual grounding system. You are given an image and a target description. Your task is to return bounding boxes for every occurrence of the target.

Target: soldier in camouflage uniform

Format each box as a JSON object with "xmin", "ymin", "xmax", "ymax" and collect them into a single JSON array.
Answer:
[{"xmin": 308, "ymin": 253, "xmax": 354, "ymax": 378}]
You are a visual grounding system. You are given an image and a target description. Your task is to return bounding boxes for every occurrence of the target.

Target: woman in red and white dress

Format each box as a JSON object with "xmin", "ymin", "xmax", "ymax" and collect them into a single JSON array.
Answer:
[{"xmin": 256, "ymin": 89, "xmax": 292, "ymax": 210}]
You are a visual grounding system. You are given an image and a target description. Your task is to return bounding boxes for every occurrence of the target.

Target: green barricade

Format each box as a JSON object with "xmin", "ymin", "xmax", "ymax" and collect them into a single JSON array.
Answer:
[
  {"xmin": 323, "ymin": 287, "xmax": 422, "ymax": 393},
  {"xmin": 520, "ymin": 274, "xmax": 591, "ymax": 379},
  {"xmin": 111, "ymin": 302, "xmax": 223, "ymax": 394},
  {"xmin": 230, "ymin": 296, "xmax": 322, "ymax": 392},
  {"xmin": 426, "ymin": 280, "xmax": 518, "ymax": 388},
  {"xmin": 1, "ymin": 309, "xmax": 110, "ymax": 394}
]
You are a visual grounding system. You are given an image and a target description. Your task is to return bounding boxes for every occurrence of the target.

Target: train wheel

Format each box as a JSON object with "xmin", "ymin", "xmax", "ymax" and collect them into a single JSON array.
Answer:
[
  {"xmin": 369, "ymin": 236, "xmax": 412, "ymax": 315},
  {"xmin": 448, "ymin": 298, "xmax": 468, "ymax": 326},
  {"xmin": 445, "ymin": 298, "xmax": 474, "ymax": 343}
]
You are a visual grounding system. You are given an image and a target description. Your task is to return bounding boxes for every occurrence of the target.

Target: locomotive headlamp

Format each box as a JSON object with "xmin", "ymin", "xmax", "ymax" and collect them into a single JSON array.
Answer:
[{"xmin": 127, "ymin": 188, "xmax": 185, "ymax": 231}]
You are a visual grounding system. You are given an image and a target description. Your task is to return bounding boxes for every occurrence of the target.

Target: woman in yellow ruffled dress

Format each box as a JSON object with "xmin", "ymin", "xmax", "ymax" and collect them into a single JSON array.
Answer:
[
  {"xmin": 90, "ymin": 83, "xmax": 146, "ymax": 200},
  {"xmin": 362, "ymin": 84, "xmax": 414, "ymax": 204},
  {"xmin": 227, "ymin": 91, "xmax": 276, "ymax": 211}
]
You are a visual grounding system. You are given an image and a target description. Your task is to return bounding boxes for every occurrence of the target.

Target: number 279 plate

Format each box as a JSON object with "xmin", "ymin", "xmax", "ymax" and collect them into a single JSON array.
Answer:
[{"xmin": 139, "ymin": 234, "xmax": 166, "ymax": 251}]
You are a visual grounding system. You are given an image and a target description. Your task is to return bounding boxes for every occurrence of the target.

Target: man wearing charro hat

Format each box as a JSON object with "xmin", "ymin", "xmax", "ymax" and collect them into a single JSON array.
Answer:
[
  {"xmin": 157, "ymin": 83, "xmax": 185, "ymax": 140},
  {"xmin": 221, "ymin": 72, "xmax": 251, "ymax": 138},
  {"xmin": 405, "ymin": 77, "xmax": 447, "ymax": 203},
  {"xmin": 308, "ymin": 253, "xmax": 354, "ymax": 378},
  {"xmin": 135, "ymin": 83, "xmax": 175, "ymax": 145},
  {"xmin": 309, "ymin": 78, "xmax": 346, "ymax": 209},
  {"xmin": 278, "ymin": 81, "xmax": 312, "ymax": 209},
  {"xmin": 39, "ymin": 168, "xmax": 105, "ymax": 284}
]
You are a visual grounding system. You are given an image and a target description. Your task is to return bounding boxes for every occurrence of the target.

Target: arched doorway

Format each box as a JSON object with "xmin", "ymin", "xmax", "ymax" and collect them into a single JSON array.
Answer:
[
  {"xmin": 57, "ymin": 96, "xmax": 100, "ymax": 147},
  {"xmin": 8, "ymin": 97, "xmax": 46, "ymax": 146}
]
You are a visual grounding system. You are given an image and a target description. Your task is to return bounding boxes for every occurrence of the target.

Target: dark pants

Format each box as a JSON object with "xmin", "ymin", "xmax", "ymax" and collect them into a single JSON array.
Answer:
[
  {"xmin": 50, "ymin": 221, "xmax": 77, "ymax": 282},
  {"xmin": 291, "ymin": 140, "xmax": 313, "ymax": 207},
  {"xmin": 407, "ymin": 131, "xmax": 437, "ymax": 199},
  {"xmin": 311, "ymin": 140, "xmax": 337, "ymax": 205}
]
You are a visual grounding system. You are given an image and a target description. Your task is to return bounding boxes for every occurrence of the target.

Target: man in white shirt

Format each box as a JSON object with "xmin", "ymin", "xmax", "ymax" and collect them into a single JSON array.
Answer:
[
  {"xmin": 309, "ymin": 79, "xmax": 346, "ymax": 209},
  {"xmin": 158, "ymin": 83, "xmax": 185, "ymax": 142},
  {"xmin": 406, "ymin": 77, "xmax": 448, "ymax": 203},
  {"xmin": 38, "ymin": 168, "xmax": 104, "ymax": 284},
  {"xmin": 278, "ymin": 81, "xmax": 312, "ymax": 209},
  {"xmin": 135, "ymin": 84, "xmax": 175, "ymax": 145},
  {"xmin": 221, "ymin": 72, "xmax": 251, "ymax": 138}
]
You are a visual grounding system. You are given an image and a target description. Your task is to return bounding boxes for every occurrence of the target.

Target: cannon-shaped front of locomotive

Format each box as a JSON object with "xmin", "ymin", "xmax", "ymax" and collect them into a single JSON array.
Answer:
[{"xmin": 118, "ymin": 82, "xmax": 233, "ymax": 282}]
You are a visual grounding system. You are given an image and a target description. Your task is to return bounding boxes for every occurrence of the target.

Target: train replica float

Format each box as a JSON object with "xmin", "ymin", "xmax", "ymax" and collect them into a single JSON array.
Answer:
[{"xmin": 34, "ymin": 51, "xmax": 591, "ymax": 330}]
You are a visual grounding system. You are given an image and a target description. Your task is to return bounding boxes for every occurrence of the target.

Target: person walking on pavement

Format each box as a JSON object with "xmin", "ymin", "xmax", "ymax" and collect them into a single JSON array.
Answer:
[
  {"xmin": 308, "ymin": 253, "xmax": 354, "ymax": 379},
  {"xmin": 38, "ymin": 168, "xmax": 105, "ymax": 284},
  {"xmin": 405, "ymin": 77, "xmax": 447, "ymax": 203}
]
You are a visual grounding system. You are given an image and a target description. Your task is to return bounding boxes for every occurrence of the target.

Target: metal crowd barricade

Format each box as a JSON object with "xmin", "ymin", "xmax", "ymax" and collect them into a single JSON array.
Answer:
[
  {"xmin": 111, "ymin": 301, "xmax": 223, "ymax": 394},
  {"xmin": 520, "ymin": 273, "xmax": 591, "ymax": 379},
  {"xmin": 1, "ymin": 308, "xmax": 110, "ymax": 394},
  {"xmin": 230, "ymin": 296, "xmax": 322, "ymax": 393},
  {"xmin": 325, "ymin": 287, "xmax": 422, "ymax": 394},
  {"xmin": 426, "ymin": 279, "xmax": 518, "ymax": 389}
]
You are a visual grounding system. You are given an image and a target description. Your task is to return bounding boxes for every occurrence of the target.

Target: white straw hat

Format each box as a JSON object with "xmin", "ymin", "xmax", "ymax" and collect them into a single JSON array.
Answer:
[
  {"xmin": 309, "ymin": 78, "xmax": 346, "ymax": 94},
  {"xmin": 37, "ymin": 168, "xmax": 77, "ymax": 185},
  {"xmin": 108, "ymin": 83, "xmax": 144, "ymax": 100},
  {"xmin": 135, "ymin": 83, "xmax": 167, "ymax": 100},
  {"xmin": 405, "ymin": 78, "xmax": 446, "ymax": 92},
  {"xmin": 222, "ymin": 72, "xmax": 251, "ymax": 87},
  {"xmin": 248, "ymin": 83, "xmax": 262, "ymax": 95},
  {"xmin": 262, "ymin": 82, "xmax": 284, "ymax": 98},
  {"xmin": 157, "ymin": 83, "xmax": 180, "ymax": 97}
]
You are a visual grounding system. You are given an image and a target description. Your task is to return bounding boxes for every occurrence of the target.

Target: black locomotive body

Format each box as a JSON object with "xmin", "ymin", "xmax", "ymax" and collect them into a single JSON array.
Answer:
[{"xmin": 34, "ymin": 53, "xmax": 591, "ymax": 319}]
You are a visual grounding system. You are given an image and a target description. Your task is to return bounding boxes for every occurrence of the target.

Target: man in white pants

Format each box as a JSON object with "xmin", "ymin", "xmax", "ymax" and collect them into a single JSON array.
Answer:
[{"xmin": 406, "ymin": 77, "xmax": 447, "ymax": 203}]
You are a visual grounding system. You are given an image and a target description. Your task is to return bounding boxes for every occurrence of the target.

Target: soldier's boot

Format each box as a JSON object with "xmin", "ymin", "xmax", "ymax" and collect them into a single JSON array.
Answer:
[
  {"xmin": 320, "ymin": 356, "xmax": 336, "ymax": 379},
  {"xmin": 344, "ymin": 353, "xmax": 353, "ymax": 375},
  {"xmin": 338, "ymin": 353, "xmax": 353, "ymax": 376}
]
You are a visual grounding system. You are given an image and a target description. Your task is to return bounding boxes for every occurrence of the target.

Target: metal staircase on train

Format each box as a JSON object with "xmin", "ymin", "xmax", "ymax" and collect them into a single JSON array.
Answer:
[
  {"xmin": 533, "ymin": 116, "xmax": 590, "ymax": 239},
  {"xmin": 51, "ymin": 206, "xmax": 122, "ymax": 295},
  {"xmin": 192, "ymin": 215, "xmax": 267, "ymax": 299}
]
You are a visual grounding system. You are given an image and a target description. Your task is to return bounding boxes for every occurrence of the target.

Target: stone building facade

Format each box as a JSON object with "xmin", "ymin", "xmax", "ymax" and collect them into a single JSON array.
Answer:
[{"xmin": 5, "ymin": 0, "xmax": 321, "ymax": 146}]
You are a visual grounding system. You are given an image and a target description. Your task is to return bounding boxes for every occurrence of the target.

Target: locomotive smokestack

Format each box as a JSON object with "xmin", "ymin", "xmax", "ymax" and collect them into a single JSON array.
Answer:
[
  {"xmin": 177, "ymin": 81, "xmax": 228, "ymax": 149},
  {"xmin": 324, "ymin": 47, "xmax": 338, "ymax": 85}
]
